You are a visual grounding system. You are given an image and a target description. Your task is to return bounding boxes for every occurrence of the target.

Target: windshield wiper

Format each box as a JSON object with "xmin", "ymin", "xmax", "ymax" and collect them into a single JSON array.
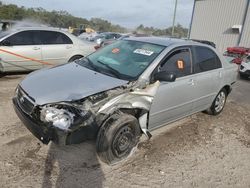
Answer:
[
  {"xmin": 97, "ymin": 60, "xmax": 121, "ymax": 79},
  {"xmin": 82, "ymin": 57, "xmax": 100, "ymax": 72}
]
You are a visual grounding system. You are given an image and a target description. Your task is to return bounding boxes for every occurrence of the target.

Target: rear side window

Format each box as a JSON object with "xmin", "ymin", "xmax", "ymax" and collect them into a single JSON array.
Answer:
[
  {"xmin": 159, "ymin": 48, "xmax": 192, "ymax": 78},
  {"xmin": 40, "ymin": 31, "xmax": 72, "ymax": 45},
  {"xmin": 193, "ymin": 46, "xmax": 222, "ymax": 73},
  {"xmin": 5, "ymin": 31, "xmax": 40, "ymax": 45}
]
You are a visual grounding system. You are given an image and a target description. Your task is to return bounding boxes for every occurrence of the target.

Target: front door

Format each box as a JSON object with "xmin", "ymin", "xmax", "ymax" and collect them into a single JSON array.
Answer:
[
  {"xmin": 148, "ymin": 47, "xmax": 195, "ymax": 130},
  {"xmin": 0, "ymin": 30, "xmax": 43, "ymax": 72}
]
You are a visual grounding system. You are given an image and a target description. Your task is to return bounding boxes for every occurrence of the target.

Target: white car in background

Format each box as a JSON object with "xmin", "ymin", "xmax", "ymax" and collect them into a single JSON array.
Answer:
[
  {"xmin": 239, "ymin": 55, "xmax": 250, "ymax": 79},
  {"xmin": 0, "ymin": 27, "xmax": 95, "ymax": 73}
]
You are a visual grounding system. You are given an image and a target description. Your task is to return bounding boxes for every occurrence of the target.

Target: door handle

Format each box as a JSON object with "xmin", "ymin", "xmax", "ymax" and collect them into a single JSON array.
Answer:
[
  {"xmin": 33, "ymin": 47, "xmax": 40, "ymax": 50},
  {"xmin": 188, "ymin": 79, "xmax": 195, "ymax": 86},
  {"xmin": 219, "ymin": 71, "xmax": 222, "ymax": 78}
]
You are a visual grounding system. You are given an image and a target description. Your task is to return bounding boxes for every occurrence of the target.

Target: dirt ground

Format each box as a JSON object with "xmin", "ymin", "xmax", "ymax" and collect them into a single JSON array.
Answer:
[{"xmin": 0, "ymin": 74, "xmax": 250, "ymax": 188}]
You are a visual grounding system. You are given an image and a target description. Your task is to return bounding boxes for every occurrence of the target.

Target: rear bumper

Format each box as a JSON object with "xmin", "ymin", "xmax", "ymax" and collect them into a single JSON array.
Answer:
[{"xmin": 13, "ymin": 97, "xmax": 98, "ymax": 145}]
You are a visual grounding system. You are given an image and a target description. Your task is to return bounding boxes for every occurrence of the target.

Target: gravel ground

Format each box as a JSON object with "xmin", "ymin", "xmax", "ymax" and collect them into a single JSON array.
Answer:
[{"xmin": 0, "ymin": 74, "xmax": 250, "ymax": 188}]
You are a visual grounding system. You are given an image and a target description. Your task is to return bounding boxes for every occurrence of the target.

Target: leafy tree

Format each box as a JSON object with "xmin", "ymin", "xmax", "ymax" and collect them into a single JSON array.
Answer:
[
  {"xmin": 135, "ymin": 23, "xmax": 188, "ymax": 38},
  {"xmin": 0, "ymin": 1, "xmax": 188, "ymax": 37}
]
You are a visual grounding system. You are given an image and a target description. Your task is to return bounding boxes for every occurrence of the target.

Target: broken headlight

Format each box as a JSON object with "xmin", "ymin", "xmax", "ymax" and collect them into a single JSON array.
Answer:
[
  {"xmin": 40, "ymin": 107, "xmax": 74, "ymax": 130},
  {"xmin": 40, "ymin": 105, "xmax": 88, "ymax": 130}
]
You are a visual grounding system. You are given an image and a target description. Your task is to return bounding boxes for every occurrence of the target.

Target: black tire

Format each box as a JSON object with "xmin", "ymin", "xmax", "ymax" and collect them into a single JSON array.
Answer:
[
  {"xmin": 96, "ymin": 112, "xmax": 141, "ymax": 164},
  {"xmin": 0, "ymin": 72, "xmax": 5, "ymax": 78},
  {"xmin": 68, "ymin": 55, "xmax": 83, "ymax": 62},
  {"xmin": 206, "ymin": 88, "xmax": 227, "ymax": 115}
]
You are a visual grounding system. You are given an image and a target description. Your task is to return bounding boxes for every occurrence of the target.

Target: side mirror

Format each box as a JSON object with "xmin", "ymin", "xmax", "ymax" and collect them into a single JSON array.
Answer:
[
  {"xmin": 153, "ymin": 71, "xmax": 176, "ymax": 82},
  {"xmin": 0, "ymin": 40, "xmax": 11, "ymax": 46}
]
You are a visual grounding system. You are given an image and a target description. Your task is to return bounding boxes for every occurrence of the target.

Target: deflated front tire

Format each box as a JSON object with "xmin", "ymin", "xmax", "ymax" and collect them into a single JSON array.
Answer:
[{"xmin": 96, "ymin": 112, "xmax": 141, "ymax": 164}]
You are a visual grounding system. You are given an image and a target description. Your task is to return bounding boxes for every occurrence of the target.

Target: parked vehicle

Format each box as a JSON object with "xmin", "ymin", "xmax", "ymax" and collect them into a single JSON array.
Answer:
[
  {"xmin": 94, "ymin": 34, "xmax": 149, "ymax": 50},
  {"xmin": 13, "ymin": 37, "xmax": 237, "ymax": 164},
  {"xmin": 0, "ymin": 27, "xmax": 95, "ymax": 73},
  {"xmin": 239, "ymin": 55, "xmax": 250, "ymax": 79},
  {"xmin": 224, "ymin": 46, "xmax": 250, "ymax": 65},
  {"xmin": 79, "ymin": 32, "xmax": 102, "ymax": 42},
  {"xmin": 227, "ymin": 47, "xmax": 250, "ymax": 55},
  {"xmin": 94, "ymin": 32, "xmax": 122, "ymax": 45},
  {"xmin": 0, "ymin": 20, "xmax": 17, "ymax": 31},
  {"xmin": 94, "ymin": 34, "xmax": 130, "ymax": 50}
]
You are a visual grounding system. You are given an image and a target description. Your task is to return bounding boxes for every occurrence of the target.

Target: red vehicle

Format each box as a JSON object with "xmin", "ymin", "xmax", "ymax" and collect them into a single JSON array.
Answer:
[
  {"xmin": 225, "ymin": 47, "xmax": 250, "ymax": 64},
  {"xmin": 227, "ymin": 47, "xmax": 250, "ymax": 55}
]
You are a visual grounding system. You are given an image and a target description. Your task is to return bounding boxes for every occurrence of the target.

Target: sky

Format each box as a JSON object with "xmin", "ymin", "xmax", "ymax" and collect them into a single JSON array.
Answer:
[{"xmin": 2, "ymin": 0, "xmax": 195, "ymax": 29}]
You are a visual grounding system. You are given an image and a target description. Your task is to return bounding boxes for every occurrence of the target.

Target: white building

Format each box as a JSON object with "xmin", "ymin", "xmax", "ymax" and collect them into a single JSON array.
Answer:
[{"xmin": 189, "ymin": 0, "xmax": 250, "ymax": 52}]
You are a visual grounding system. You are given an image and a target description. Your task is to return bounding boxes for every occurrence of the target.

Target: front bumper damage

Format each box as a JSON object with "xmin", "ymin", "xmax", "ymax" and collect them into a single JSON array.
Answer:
[
  {"xmin": 13, "ymin": 80, "xmax": 161, "ymax": 145},
  {"xmin": 13, "ymin": 97, "xmax": 98, "ymax": 145}
]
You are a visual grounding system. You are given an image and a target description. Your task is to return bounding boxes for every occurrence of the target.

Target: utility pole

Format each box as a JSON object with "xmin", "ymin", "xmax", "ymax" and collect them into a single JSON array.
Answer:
[{"xmin": 171, "ymin": 0, "xmax": 178, "ymax": 37}]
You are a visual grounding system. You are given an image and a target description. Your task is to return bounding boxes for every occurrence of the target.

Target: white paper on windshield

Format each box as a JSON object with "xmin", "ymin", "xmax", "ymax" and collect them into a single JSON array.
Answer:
[{"xmin": 133, "ymin": 49, "xmax": 154, "ymax": 56}]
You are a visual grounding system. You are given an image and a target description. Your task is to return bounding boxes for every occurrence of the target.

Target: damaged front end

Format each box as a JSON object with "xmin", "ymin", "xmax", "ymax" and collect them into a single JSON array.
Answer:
[
  {"xmin": 38, "ymin": 103, "xmax": 97, "ymax": 144},
  {"xmin": 13, "ymin": 79, "xmax": 160, "ymax": 145},
  {"xmin": 13, "ymin": 86, "xmax": 99, "ymax": 145},
  {"xmin": 98, "ymin": 80, "xmax": 160, "ymax": 138}
]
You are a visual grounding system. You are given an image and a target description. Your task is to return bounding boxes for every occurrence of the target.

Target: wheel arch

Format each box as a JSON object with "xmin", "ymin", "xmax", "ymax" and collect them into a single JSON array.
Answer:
[
  {"xmin": 222, "ymin": 85, "xmax": 232, "ymax": 95},
  {"xmin": 98, "ymin": 107, "xmax": 149, "ymax": 138},
  {"xmin": 68, "ymin": 54, "xmax": 84, "ymax": 62}
]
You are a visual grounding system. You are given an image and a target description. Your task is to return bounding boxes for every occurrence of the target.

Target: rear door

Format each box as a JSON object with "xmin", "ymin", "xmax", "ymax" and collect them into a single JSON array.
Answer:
[
  {"xmin": 191, "ymin": 46, "xmax": 223, "ymax": 112},
  {"xmin": 148, "ymin": 47, "xmax": 196, "ymax": 130},
  {"xmin": 40, "ymin": 31, "xmax": 74, "ymax": 66},
  {"xmin": 0, "ymin": 30, "xmax": 43, "ymax": 72}
]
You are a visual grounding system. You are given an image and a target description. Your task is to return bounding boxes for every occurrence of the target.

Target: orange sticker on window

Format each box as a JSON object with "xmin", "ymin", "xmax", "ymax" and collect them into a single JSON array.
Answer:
[
  {"xmin": 112, "ymin": 48, "xmax": 120, "ymax": 54},
  {"xmin": 177, "ymin": 60, "xmax": 184, "ymax": 69}
]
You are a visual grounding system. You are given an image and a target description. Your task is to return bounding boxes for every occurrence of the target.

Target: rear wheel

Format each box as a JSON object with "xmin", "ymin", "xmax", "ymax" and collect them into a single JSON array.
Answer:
[
  {"xmin": 68, "ymin": 55, "xmax": 83, "ymax": 62},
  {"xmin": 96, "ymin": 112, "xmax": 141, "ymax": 164},
  {"xmin": 206, "ymin": 88, "xmax": 227, "ymax": 115},
  {"xmin": 0, "ymin": 72, "xmax": 5, "ymax": 78}
]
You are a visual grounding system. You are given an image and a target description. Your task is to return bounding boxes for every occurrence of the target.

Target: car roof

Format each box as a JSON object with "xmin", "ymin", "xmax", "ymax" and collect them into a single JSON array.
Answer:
[
  {"xmin": 8, "ymin": 27, "xmax": 67, "ymax": 33},
  {"xmin": 125, "ymin": 36, "xmax": 201, "ymax": 47},
  {"xmin": 125, "ymin": 37, "xmax": 185, "ymax": 46}
]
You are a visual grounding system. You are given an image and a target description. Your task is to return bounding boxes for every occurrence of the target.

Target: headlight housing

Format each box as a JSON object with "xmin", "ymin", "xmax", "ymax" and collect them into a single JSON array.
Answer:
[{"xmin": 40, "ymin": 107, "xmax": 75, "ymax": 130}]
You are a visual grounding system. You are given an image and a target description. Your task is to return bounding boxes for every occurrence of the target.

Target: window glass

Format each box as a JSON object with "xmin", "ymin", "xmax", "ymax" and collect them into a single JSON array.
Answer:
[
  {"xmin": 6, "ymin": 31, "xmax": 37, "ymax": 45},
  {"xmin": 105, "ymin": 34, "xmax": 113, "ymax": 39},
  {"xmin": 159, "ymin": 48, "xmax": 192, "ymax": 78},
  {"xmin": 193, "ymin": 46, "xmax": 222, "ymax": 73},
  {"xmin": 114, "ymin": 34, "xmax": 121, "ymax": 39},
  {"xmin": 82, "ymin": 40, "xmax": 165, "ymax": 80},
  {"xmin": 40, "ymin": 31, "xmax": 72, "ymax": 44}
]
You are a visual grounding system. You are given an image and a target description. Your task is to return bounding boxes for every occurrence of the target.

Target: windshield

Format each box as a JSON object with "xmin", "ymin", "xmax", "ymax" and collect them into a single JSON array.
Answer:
[{"xmin": 78, "ymin": 40, "xmax": 165, "ymax": 80}]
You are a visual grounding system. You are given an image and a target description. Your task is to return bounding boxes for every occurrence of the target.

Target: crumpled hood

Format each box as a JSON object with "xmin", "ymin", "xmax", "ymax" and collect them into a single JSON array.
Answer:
[{"xmin": 20, "ymin": 63, "xmax": 128, "ymax": 105}]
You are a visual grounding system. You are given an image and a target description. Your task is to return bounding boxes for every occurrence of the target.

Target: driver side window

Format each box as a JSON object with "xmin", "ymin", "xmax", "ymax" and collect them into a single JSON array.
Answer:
[
  {"xmin": 5, "ymin": 31, "xmax": 35, "ymax": 45},
  {"xmin": 159, "ymin": 48, "xmax": 192, "ymax": 78}
]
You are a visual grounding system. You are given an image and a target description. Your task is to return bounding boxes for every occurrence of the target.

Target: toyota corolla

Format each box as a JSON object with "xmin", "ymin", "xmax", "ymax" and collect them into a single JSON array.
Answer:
[{"xmin": 13, "ymin": 37, "xmax": 237, "ymax": 164}]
